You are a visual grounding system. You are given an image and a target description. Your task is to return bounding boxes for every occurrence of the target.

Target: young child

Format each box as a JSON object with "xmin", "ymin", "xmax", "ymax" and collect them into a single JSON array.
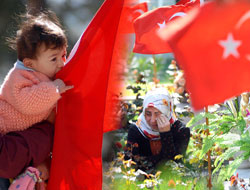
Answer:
[
  {"xmin": 0, "ymin": 12, "xmax": 72, "ymax": 134},
  {"xmin": 0, "ymin": 11, "xmax": 72, "ymax": 189}
]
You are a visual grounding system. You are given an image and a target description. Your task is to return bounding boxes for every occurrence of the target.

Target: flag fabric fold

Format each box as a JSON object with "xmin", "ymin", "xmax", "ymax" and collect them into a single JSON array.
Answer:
[
  {"xmin": 120, "ymin": 2, "xmax": 148, "ymax": 33},
  {"xmin": 47, "ymin": 0, "xmax": 129, "ymax": 189},
  {"xmin": 133, "ymin": 0, "xmax": 201, "ymax": 54},
  {"xmin": 159, "ymin": 0, "xmax": 250, "ymax": 110},
  {"xmin": 176, "ymin": 0, "xmax": 204, "ymax": 6}
]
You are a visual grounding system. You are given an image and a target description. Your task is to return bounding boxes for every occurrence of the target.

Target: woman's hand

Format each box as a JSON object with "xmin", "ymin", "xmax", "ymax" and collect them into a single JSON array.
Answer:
[{"xmin": 156, "ymin": 114, "xmax": 170, "ymax": 132}]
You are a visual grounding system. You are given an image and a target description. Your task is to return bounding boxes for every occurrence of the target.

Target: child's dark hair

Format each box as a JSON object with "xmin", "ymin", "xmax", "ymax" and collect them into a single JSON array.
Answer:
[{"xmin": 7, "ymin": 11, "xmax": 67, "ymax": 61}]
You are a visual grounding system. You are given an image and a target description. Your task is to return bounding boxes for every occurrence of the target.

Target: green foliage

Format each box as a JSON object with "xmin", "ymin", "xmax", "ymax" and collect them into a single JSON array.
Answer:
[
  {"xmin": 187, "ymin": 97, "xmax": 250, "ymax": 183},
  {"xmin": 127, "ymin": 54, "xmax": 173, "ymax": 84}
]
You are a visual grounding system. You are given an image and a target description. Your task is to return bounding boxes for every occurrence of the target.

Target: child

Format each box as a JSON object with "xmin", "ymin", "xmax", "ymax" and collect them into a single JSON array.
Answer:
[
  {"xmin": 0, "ymin": 11, "xmax": 72, "ymax": 133},
  {"xmin": 0, "ymin": 11, "xmax": 72, "ymax": 189}
]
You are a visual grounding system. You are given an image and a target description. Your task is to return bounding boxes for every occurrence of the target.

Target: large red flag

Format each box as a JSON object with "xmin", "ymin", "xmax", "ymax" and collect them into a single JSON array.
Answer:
[
  {"xmin": 120, "ymin": 2, "xmax": 148, "ymax": 33},
  {"xmin": 47, "ymin": 0, "xmax": 132, "ymax": 189},
  {"xmin": 159, "ymin": 0, "xmax": 250, "ymax": 110},
  {"xmin": 133, "ymin": 0, "xmax": 200, "ymax": 54}
]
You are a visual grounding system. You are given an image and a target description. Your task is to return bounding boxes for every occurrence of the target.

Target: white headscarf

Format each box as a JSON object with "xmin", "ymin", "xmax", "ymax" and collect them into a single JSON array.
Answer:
[{"xmin": 136, "ymin": 88, "xmax": 176, "ymax": 140}]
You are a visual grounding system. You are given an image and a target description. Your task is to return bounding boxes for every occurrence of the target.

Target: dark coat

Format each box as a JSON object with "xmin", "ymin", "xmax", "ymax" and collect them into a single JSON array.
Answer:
[{"xmin": 125, "ymin": 120, "xmax": 190, "ymax": 170}]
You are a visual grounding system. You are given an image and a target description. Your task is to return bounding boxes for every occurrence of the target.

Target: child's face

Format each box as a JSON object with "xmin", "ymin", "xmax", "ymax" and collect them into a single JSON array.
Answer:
[{"xmin": 30, "ymin": 43, "xmax": 67, "ymax": 78}]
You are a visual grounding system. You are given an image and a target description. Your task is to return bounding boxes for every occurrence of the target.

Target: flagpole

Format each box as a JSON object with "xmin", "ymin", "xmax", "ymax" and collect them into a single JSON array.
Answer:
[
  {"xmin": 153, "ymin": 55, "xmax": 157, "ymax": 86},
  {"xmin": 205, "ymin": 106, "xmax": 212, "ymax": 190}
]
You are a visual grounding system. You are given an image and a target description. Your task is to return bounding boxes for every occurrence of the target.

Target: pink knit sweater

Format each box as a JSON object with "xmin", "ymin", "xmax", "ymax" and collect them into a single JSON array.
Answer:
[{"xmin": 0, "ymin": 68, "xmax": 61, "ymax": 134}]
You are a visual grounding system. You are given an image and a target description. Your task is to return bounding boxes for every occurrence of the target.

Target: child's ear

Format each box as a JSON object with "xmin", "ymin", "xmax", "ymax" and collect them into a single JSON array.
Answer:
[{"xmin": 23, "ymin": 58, "xmax": 33, "ymax": 68}]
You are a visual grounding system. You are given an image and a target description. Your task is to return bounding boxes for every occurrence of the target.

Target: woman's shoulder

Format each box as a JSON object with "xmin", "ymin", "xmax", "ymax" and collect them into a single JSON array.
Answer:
[
  {"xmin": 128, "ymin": 123, "xmax": 140, "ymax": 133},
  {"xmin": 173, "ymin": 119, "xmax": 185, "ymax": 127},
  {"xmin": 172, "ymin": 120, "xmax": 190, "ymax": 133},
  {"xmin": 127, "ymin": 123, "xmax": 146, "ymax": 140}
]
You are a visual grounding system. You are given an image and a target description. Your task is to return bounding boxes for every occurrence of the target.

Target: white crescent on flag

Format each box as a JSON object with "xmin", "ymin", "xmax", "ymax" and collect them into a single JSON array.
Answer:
[
  {"xmin": 168, "ymin": 12, "xmax": 187, "ymax": 21},
  {"xmin": 235, "ymin": 10, "xmax": 250, "ymax": 29},
  {"xmin": 134, "ymin": 9, "xmax": 146, "ymax": 15},
  {"xmin": 235, "ymin": 10, "xmax": 250, "ymax": 61},
  {"xmin": 157, "ymin": 12, "xmax": 187, "ymax": 29}
]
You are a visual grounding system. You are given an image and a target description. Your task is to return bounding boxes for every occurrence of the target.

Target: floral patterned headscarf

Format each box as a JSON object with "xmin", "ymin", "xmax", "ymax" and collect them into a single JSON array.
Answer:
[{"xmin": 136, "ymin": 88, "xmax": 176, "ymax": 140}]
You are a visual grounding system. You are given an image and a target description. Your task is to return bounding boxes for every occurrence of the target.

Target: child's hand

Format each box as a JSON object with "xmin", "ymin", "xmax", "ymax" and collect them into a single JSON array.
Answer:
[
  {"xmin": 53, "ymin": 79, "xmax": 74, "ymax": 94},
  {"xmin": 156, "ymin": 114, "xmax": 170, "ymax": 132},
  {"xmin": 36, "ymin": 161, "xmax": 50, "ymax": 181}
]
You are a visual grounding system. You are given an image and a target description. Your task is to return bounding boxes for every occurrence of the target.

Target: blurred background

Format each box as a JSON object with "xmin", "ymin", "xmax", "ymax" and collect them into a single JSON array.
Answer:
[{"xmin": 0, "ymin": 0, "xmax": 178, "ymax": 83}]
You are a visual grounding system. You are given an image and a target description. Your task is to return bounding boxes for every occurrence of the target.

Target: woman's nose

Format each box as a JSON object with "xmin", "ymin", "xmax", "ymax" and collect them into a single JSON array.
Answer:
[{"xmin": 151, "ymin": 115, "xmax": 157, "ymax": 123}]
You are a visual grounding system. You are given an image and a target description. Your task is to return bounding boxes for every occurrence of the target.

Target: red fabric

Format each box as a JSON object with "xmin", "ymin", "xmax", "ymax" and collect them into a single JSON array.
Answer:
[
  {"xmin": 120, "ymin": 2, "xmax": 148, "ymax": 33},
  {"xmin": 176, "ymin": 0, "xmax": 203, "ymax": 6},
  {"xmin": 161, "ymin": 0, "xmax": 250, "ymax": 110},
  {"xmin": 47, "ymin": 0, "xmax": 131, "ymax": 189},
  {"xmin": 133, "ymin": 1, "xmax": 199, "ymax": 54}
]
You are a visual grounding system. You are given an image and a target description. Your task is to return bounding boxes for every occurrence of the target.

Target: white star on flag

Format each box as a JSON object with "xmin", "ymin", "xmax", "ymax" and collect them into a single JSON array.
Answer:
[
  {"xmin": 157, "ymin": 21, "xmax": 166, "ymax": 29},
  {"xmin": 218, "ymin": 33, "xmax": 242, "ymax": 59}
]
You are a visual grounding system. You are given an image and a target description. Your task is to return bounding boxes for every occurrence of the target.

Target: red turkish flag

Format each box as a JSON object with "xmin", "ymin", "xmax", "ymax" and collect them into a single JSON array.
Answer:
[
  {"xmin": 47, "ymin": 0, "xmax": 132, "ymax": 189},
  {"xmin": 176, "ymin": 0, "xmax": 204, "ymax": 6},
  {"xmin": 133, "ymin": 1, "xmax": 199, "ymax": 54},
  {"xmin": 120, "ymin": 2, "xmax": 148, "ymax": 33},
  {"xmin": 159, "ymin": 0, "xmax": 250, "ymax": 110}
]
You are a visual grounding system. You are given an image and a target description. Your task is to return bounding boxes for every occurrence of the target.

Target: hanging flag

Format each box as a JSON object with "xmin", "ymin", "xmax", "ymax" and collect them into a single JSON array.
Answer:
[
  {"xmin": 120, "ymin": 2, "xmax": 148, "ymax": 33},
  {"xmin": 159, "ymin": 0, "xmax": 250, "ymax": 110},
  {"xmin": 48, "ymin": 0, "xmax": 133, "ymax": 189},
  {"xmin": 133, "ymin": 0, "xmax": 200, "ymax": 54}
]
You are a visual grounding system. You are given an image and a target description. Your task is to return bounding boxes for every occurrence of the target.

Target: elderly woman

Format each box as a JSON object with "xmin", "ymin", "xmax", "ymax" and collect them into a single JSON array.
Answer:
[{"xmin": 125, "ymin": 88, "xmax": 190, "ymax": 170}]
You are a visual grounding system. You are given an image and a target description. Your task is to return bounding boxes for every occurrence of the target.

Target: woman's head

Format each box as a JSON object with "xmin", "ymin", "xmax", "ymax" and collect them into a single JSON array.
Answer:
[
  {"xmin": 143, "ymin": 88, "xmax": 174, "ymax": 129},
  {"xmin": 8, "ymin": 11, "xmax": 67, "ymax": 78},
  {"xmin": 144, "ymin": 106, "xmax": 161, "ymax": 131}
]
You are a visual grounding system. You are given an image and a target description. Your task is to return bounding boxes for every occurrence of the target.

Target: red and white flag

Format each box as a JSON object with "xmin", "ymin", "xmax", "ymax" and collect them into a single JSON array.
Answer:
[
  {"xmin": 120, "ymin": 2, "xmax": 148, "ymax": 33},
  {"xmin": 48, "ymin": 0, "xmax": 132, "ymax": 189},
  {"xmin": 159, "ymin": 0, "xmax": 250, "ymax": 110},
  {"xmin": 133, "ymin": 0, "xmax": 200, "ymax": 54}
]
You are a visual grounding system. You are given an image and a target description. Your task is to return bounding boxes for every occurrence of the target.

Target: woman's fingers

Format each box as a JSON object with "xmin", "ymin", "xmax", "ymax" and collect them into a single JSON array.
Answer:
[{"xmin": 156, "ymin": 114, "xmax": 170, "ymax": 132}]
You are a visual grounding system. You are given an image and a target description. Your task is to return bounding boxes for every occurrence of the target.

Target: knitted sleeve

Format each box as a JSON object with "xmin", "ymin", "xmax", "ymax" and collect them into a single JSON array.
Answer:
[{"xmin": 4, "ymin": 70, "xmax": 61, "ymax": 115}]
